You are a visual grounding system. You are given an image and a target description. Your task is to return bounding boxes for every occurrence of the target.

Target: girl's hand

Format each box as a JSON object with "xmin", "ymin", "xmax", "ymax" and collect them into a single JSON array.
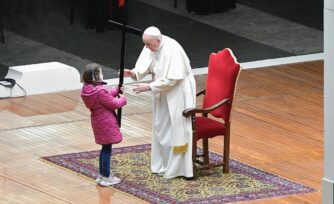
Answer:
[{"xmin": 115, "ymin": 85, "xmax": 124, "ymax": 95}]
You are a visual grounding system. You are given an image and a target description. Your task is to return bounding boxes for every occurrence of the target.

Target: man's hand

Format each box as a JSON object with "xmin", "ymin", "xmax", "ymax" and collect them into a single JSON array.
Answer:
[
  {"xmin": 132, "ymin": 83, "xmax": 151, "ymax": 94},
  {"xmin": 123, "ymin": 69, "xmax": 135, "ymax": 77}
]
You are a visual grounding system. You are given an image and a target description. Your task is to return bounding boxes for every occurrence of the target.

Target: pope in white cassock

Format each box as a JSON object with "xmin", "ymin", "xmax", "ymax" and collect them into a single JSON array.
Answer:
[{"xmin": 123, "ymin": 26, "xmax": 196, "ymax": 179}]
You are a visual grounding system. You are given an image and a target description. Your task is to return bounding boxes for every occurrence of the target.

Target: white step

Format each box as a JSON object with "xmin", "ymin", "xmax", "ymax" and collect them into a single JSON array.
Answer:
[{"xmin": 0, "ymin": 62, "xmax": 81, "ymax": 98}]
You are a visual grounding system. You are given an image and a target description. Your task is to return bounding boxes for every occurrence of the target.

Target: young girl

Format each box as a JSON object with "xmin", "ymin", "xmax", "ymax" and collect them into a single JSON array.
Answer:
[{"xmin": 81, "ymin": 63, "xmax": 127, "ymax": 187}]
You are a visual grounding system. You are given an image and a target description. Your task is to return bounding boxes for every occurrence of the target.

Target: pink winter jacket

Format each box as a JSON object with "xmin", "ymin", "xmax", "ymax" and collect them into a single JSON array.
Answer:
[{"xmin": 81, "ymin": 83, "xmax": 127, "ymax": 145}]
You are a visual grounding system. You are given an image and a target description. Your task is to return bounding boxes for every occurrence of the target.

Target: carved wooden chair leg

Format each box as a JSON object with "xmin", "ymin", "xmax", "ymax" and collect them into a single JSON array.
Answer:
[
  {"xmin": 223, "ymin": 130, "xmax": 230, "ymax": 173},
  {"xmin": 192, "ymin": 121, "xmax": 198, "ymax": 177},
  {"xmin": 203, "ymin": 138, "xmax": 209, "ymax": 168}
]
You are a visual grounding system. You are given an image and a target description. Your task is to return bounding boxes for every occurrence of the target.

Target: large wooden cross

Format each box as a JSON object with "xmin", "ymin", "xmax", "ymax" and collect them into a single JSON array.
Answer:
[{"xmin": 107, "ymin": 20, "xmax": 142, "ymax": 127}]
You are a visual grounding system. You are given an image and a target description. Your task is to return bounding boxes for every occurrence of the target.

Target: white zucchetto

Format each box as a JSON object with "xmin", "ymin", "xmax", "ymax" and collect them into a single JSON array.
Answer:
[{"xmin": 143, "ymin": 26, "xmax": 161, "ymax": 36}]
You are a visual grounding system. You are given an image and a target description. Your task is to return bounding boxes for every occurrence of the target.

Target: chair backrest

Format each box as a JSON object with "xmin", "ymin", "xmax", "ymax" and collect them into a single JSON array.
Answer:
[{"xmin": 203, "ymin": 48, "xmax": 241, "ymax": 122}]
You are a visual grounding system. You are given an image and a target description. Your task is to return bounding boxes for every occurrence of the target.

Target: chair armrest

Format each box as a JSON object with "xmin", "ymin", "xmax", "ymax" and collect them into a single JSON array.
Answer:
[
  {"xmin": 196, "ymin": 89, "xmax": 206, "ymax": 97},
  {"xmin": 183, "ymin": 98, "xmax": 231, "ymax": 117}
]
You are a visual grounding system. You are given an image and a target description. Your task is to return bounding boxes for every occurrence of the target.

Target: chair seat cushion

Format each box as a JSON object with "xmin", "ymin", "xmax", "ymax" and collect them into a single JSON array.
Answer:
[{"xmin": 195, "ymin": 117, "xmax": 226, "ymax": 140}]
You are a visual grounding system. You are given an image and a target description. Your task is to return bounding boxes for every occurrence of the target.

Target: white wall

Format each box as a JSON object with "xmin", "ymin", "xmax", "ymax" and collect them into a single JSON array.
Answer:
[{"xmin": 323, "ymin": 0, "xmax": 334, "ymax": 203}]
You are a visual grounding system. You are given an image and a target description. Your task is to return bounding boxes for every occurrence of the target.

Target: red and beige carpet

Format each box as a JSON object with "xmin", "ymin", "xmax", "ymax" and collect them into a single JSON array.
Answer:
[{"xmin": 41, "ymin": 144, "xmax": 316, "ymax": 203}]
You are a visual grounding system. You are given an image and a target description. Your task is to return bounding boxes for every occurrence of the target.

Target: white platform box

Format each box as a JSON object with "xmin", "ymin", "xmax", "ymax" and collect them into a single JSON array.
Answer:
[{"xmin": 0, "ymin": 62, "xmax": 81, "ymax": 98}]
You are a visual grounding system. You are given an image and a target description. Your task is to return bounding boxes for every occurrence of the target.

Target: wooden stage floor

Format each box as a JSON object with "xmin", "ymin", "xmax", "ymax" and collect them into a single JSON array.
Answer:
[{"xmin": 0, "ymin": 61, "xmax": 323, "ymax": 203}]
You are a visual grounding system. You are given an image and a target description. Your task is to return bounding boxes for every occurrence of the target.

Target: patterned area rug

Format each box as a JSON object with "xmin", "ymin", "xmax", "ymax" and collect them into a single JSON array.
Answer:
[{"xmin": 41, "ymin": 144, "xmax": 316, "ymax": 203}]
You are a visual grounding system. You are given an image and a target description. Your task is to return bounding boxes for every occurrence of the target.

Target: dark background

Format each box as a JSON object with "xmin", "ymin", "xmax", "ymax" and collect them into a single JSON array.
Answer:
[{"xmin": 0, "ymin": 0, "xmax": 323, "ymax": 79}]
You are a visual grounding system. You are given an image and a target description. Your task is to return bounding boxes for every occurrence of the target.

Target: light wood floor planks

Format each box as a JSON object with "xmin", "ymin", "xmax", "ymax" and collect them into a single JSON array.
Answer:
[{"xmin": 0, "ymin": 61, "xmax": 323, "ymax": 204}]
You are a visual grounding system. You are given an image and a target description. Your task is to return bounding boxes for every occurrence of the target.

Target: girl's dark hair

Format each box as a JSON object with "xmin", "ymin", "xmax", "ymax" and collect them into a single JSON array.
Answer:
[{"xmin": 82, "ymin": 63, "xmax": 102, "ymax": 85}]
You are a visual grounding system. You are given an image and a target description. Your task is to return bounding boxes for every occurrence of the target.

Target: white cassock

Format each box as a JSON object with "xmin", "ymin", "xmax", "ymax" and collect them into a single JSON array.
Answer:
[{"xmin": 131, "ymin": 35, "xmax": 196, "ymax": 179}]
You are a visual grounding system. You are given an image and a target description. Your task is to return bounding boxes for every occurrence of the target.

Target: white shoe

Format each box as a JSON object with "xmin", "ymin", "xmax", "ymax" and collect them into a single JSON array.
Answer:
[
  {"xmin": 95, "ymin": 174, "xmax": 103, "ymax": 184},
  {"xmin": 100, "ymin": 176, "xmax": 121, "ymax": 186}
]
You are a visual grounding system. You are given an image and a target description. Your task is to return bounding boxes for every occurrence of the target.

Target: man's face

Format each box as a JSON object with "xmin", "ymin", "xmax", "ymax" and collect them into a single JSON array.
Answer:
[{"xmin": 143, "ymin": 35, "xmax": 160, "ymax": 52}]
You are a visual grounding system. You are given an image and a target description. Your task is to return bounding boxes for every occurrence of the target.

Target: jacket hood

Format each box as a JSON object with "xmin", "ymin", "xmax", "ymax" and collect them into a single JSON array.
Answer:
[{"xmin": 81, "ymin": 84, "xmax": 104, "ymax": 109}]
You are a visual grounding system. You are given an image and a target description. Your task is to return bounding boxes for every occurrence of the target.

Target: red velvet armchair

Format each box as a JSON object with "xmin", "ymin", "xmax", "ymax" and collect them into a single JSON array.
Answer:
[{"xmin": 183, "ymin": 48, "xmax": 241, "ymax": 175}]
